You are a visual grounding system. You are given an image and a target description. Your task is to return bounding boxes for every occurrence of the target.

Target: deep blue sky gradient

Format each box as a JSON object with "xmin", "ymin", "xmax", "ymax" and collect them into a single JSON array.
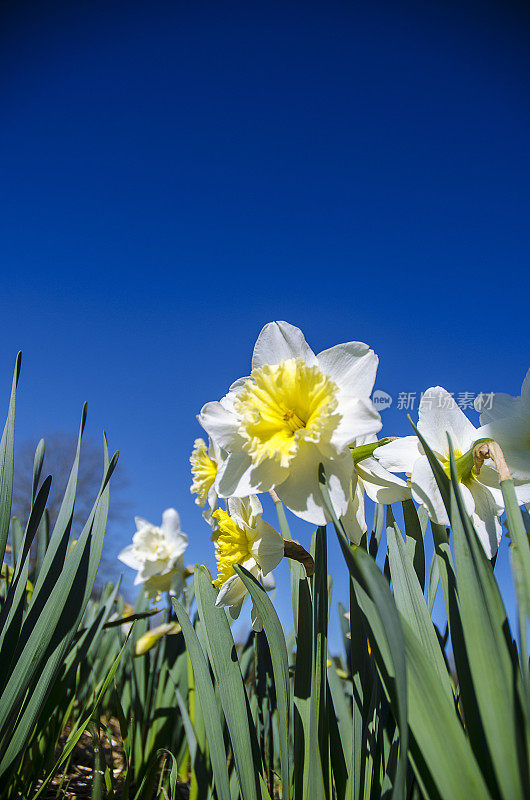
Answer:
[{"xmin": 1, "ymin": 0, "xmax": 529, "ymax": 647}]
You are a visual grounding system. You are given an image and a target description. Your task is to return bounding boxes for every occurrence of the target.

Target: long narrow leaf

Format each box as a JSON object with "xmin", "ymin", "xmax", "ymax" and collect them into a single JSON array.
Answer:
[
  {"xmin": 319, "ymin": 465, "xmax": 408, "ymax": 800},
  {"xmin": 0, "ymin": 353, "xmax": 21, "ymax": 565},
  {"xmin": 193, "ymin": 565, "xmax": 261, "ymax": 800},
  {"xmin": 235, "ymin": 564, "xmax": 291, "ymax": 800},
  {"xmin": 172, "ymin": 598, "xmax": 231, "ymax": 800}
]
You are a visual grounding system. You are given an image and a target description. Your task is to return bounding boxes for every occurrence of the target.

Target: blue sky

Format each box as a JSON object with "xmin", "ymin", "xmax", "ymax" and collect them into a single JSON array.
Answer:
[{"xmin": 1, "ymin": 0, "xmax": 528, "ymax": 648}]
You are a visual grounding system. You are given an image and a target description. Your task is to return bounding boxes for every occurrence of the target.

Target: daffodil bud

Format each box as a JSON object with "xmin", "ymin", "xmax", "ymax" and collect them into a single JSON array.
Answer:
[{"xmin": 134, "ymin": 622, "xmax": 182, "ymax": 657}]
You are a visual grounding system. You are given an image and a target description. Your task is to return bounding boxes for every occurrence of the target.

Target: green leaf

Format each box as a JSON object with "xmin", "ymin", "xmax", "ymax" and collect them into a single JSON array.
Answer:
[
  {"xmin": 307, "ymin": 526, "xmax": 329, "ymax": 800},
  {"xmin": 31, "ymin": 439, "xmax": 45, "ymax": 505},
  {"xmin": 34, "ymin": 510, "xmax": 49, "ymax": 582},
  {"xmin": 447, "ymin": 439, "xmax": 527, "ymax": 800},
  {"xmin": 174, "ymin": 689, "xmax": 209, "ymax": 797},
  {"xmin": 0, "ymin": 476, "xmax": 52, "ymax": 688},
  {"xmin": 193, "ymin": 565, "xmax": 261, "ymax": 800},
  {"xmin": 292, "ymin": 563, "xmax": 313, "ymax": 800},
  {"xmin": 156, "ymin": 749, "xmax": 180, "ymax": 800},
  {"xmin": 0, "ymin": 471, "xmax": 50, "ymax": 687},
  {"xmin": 327, "ymin": 661, "xmax": 352, "ymax": 790},
  {"xmin": 426, "ymin": 549, "xmax": 440, "ymax": 616},
  {"xmin": 235, "ymin": 564, "xmax": 291, "ymax": 800},
  {"xmin": 172, "ymin": 598, "xmax": 231, "ymax": 800},
  {"xmin": 319, "ymin": 465, "xmax": 408, "ymax": 800},
  {"xmin": 402, "ymin": 499, "xmax": 425, "ymax": 590},
  {"xmin": 408, "ymin": 417, "xmax": 452, "ymax": 519},
  {"xmin": 368, "ymin": 502, "xmax": 385, "ymax": 559},
  {"xmin": 273, "ymin": 496, "xmax": 307, "ymax": 637},
  {"xmin": 30, "ymin": 403, "xmax": 88, "ymax": 605},
  {"xmin": 0, "ymin": 352, "xmax": 21, "ymax": 565},
  {"xmin": 0, "ymin": 439, "xmax": 117, "ymax": 775},
  {"xmin": 500, "ymin": 478, "xmax": 530, "ymax": 698},
  {"xmin": 402, "ymin": 617, "xmax": 492, "ymax": 800},
  {"xmin": 327, "ymin": 678, "xmax": 348, "ymax": 799},
  {"xmin": 32, "ymin": 628, "xmax": 133, "ymax": 799},
  {"xmin": 386, "ymin": 506, "xmax": 452, "ymax": 701},
  {"xmin": 347, "ymin": 582, "xmax": 368, "ymax": 800}
]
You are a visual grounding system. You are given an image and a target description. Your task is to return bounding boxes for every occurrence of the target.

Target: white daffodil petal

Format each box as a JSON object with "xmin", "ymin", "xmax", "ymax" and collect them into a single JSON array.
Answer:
[
  {"xmin": 260, "ymin": 570, "xmax": 276, "ymax": 591},
  {"xmin": 162, "ymin": 520, "xmax": 189, "ymax": 557},
  {"xmin": 474, "ymin": 369, "xmax": 530, "ymax": 482},
  {"xmin": 252, "ymin": 321, "xmax": 317, "ymax": 370},
  {"xmin": 317, "ymin": 342, "xmax": 378, "ymax": 398},
  {"xmin": 215, "ymin": 451, "xmax": 255, "ymax": 497},
  {"xmin": 204, "ymin": 485, "xmax": 218, "ymax": 518},
  {"xmin": 117, "ymin": 544, "xmax": 142, "ymax": 571},
  {"xmin": 216, "ymin": 450, "xmax": 285, "ymax": 498},
  {"xmin": 198, "ymin": 401, "xmax": 244, "ymax": 451},
  {"xmin": 227, "ymin": 494, "xmax": 263, "ymax": 523},
  {"xmin": 468, "ymin": 480, "xmax": 503, "ymax": 559},
  {"xmin": 478, "ymin": 416, "xmax": 530, "ymax": 482},
  {"xmin": 215, "ymin": 574, "xmax": 248, "ymax": 608},
  {"xmin": 340, "ymin": 478, "xmax": 367, "ymax": 545},
  {"xmin": 476, "ymin": 370, "xmax": 529, "ymax": 422},
  {"xmin": 458, "ymin": 482, "xmax": 478, "ymax": 518},
  {"xmin": 375, "ymin": 436, "xmax": 421, "ymax": 474},
  {"xmin": 357, "ymin": 457, "xmax": 411, "ymax": 504},
  {"xmin": 228, "ymin": 376, "xmax": 251, "ymax": 395},
  {"xmin": 514, "ymin": 481, "xmax": 530, "ymax": 505},
  {"xmin": 278, "ymin": 447, "xmax": 353, "ymax": 525},
  {"xmin": 355, "ymin": 433, "xmax": 378, "ymax": 446},
  {"xmin": 418, "ymin": 387, "xmax": 477, "ymax": 454},
  {"xmin": 249, "ymin": 520, "xmax": 285, "ymax": 576},
  {"xmin": 411, "ymin": 456, "xmax": 450, "ymax": 527},
  {"xmin": 161, "ymin": 507, "xmax": 181, "ymax": 535},
  {"xmin": 330, "ymin": 395, "xmax": 382, "ymax": 450}
]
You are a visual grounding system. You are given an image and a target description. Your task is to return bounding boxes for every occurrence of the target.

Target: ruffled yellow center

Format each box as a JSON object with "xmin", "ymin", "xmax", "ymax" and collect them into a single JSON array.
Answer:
[
  {"xmin": 234, "ymin": 358, "xmax": 339, "ymax": 468},
  {"xmin": 211, "ymin": 509, "xmax": 252, "ymax": 587},
  {"xmin": 133, "ymin": 528, "xmax": 173, "ymax": 562},
  {"xmin": 190, "ymin": 439, "xmax": 217, "ymax": 505}
]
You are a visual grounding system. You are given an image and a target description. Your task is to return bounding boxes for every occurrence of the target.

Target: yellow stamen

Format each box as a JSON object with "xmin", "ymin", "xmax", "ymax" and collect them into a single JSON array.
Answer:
[{"xmin": 440, "ymin": 449, "xmax": 475, "ymax": 486}]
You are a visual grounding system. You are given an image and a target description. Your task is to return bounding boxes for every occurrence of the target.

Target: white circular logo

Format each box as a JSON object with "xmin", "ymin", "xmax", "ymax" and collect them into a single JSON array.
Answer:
[{"xmin": 372, "ymin": 390, "xmax": 392, "ymax": 411}]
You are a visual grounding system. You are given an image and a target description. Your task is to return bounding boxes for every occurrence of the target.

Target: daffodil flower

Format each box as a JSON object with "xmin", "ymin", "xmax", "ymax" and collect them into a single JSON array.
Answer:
[
  {"xmin": 212, "ymin": 495, "xmax": 284, "ymax": 631},
  {"xmin": 118, "ymin": 509, "xmax": 189, "ymax": 600},
  {"xmin": 199, "ymin": 321, "xmax": 382, "ymax": 525},
  {"xmin": 190, "ymin": 437, "xmax": 224, "ymax": 518},
  {"xmin": 376, "ymin": 387, "xmax": 504, "ymax": 558},
  {"xmin": 476, "ymin": 369, "xmax": 530, "ymax": 504},
  {"xmin": 341, "ymin": 434, "xmax": 411, "ymax": 543}
]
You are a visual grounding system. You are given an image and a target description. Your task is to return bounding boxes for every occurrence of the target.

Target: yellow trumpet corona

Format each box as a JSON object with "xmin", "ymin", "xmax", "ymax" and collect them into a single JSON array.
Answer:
[{"xmin": 235, "ymin": 358, "xmax": 339, "ymax": 468}]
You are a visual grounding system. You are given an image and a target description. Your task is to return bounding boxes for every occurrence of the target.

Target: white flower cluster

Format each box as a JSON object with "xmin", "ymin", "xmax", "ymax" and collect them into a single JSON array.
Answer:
[
  {"xmin": 119, "ymin": 321, "xmax": 529, "ymax": 627},
  {"xmin": 193, "ymin": 323, "xmax": 529, "ymax": 626}
]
